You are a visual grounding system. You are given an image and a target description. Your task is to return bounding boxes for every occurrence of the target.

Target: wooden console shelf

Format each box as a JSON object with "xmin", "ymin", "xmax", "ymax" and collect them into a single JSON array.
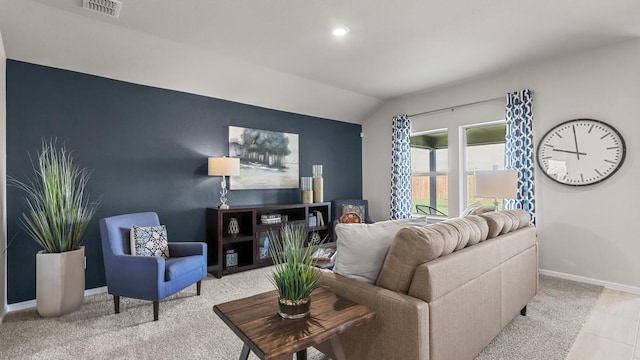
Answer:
[{"xmin": 206, "ymin": 202, "xmax": 332, "ymax": 278}]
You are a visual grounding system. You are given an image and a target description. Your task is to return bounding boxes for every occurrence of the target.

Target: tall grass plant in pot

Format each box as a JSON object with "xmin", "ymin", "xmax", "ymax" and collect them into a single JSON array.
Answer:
[
  {"xmin": 9, "ymin": 139, "xmax": 100, "ymax": 317},
  {"xmin": 268, "ymin": 223, "xmax": 322, "ymax": 319}
]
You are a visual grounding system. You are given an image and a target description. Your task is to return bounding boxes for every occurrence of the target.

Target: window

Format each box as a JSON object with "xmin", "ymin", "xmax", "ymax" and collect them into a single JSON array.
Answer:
[
  {"xmin": 464, "ymin": 122, "xmax": 507, "ymax": 209},
  {"xmin": 410, "ymin": 130, "xmax": 448, "ymax": 216}
]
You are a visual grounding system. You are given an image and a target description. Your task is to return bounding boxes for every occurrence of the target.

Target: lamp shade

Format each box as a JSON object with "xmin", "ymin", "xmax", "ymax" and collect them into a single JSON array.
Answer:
[
  {"xmin": 474, "ymin": 170, "xmax": 519, "ymax": 199},
  {"xmin": 208, "ymin": 157, "xmax": 240, "ymax": 176}
]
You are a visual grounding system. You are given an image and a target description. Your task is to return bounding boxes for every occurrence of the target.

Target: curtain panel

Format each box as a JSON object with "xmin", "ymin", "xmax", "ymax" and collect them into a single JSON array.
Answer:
[
  {"xmin": 504, "ymin": 89, "xmax": 536, "ymax": 224},
  {"xmin": 390, "ymin": 114, "xmax": 412, "ymax": 220}
]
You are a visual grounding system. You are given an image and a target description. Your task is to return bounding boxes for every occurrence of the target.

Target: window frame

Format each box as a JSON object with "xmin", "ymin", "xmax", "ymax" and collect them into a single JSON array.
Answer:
[
  {"xmin": 410, "ymin": 128, "xmax": 448, "ymax": 216},
  {"xmin": 459, "ymin": 120, "xmax": 507, "ymax": 211}
]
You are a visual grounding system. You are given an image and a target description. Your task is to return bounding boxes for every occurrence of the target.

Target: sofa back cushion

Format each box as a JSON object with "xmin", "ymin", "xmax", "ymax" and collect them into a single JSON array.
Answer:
[
  {"xmin": 375, "ymin": 226, "xmax": 445, "ymax": 293},
  {"xmin": 480, "ymin": 210, "xmax": 531, "ymax": 238},
  {"xmin": 333, "ymin": 217, "xmax": 426, "ymax": 284},
  {"xmin": 375, "ymin": 210, "xmax": 531, "ymax": 294}
]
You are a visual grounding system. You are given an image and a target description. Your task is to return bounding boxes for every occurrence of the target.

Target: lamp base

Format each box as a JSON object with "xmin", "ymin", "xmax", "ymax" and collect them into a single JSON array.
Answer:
[{"xmin": 219, "ymin": 204, "xmax": 229, "ymax": 210}]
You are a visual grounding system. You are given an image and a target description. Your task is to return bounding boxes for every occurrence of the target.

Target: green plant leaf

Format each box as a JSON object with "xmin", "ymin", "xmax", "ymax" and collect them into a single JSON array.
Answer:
[
  {"xmin": 267, "ymin": 223, "xmax": 324, "ymax": 301},
  {"xmin": 8, "ymin": 139, "xmax": 101, "ymax": 253}
]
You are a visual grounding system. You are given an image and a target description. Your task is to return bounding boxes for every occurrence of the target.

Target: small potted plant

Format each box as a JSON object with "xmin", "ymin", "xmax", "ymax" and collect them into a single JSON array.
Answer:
[
  {"xmin": 9, "ymin": 139, "xmax": 100, "ymax": 317},
  {"xmin": 268, "ymin": 223, "xmax": 322, "ymax": 319}
]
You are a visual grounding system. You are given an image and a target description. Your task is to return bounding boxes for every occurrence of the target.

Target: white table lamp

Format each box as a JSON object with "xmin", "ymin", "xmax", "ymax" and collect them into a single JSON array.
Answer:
[
  {"xmin": 473, "ymin": 170, "xmax": 519, "ymax": 210},
  {"xmin": 208, "ymin": 157, "xmax": 240, "ymax": 209}
]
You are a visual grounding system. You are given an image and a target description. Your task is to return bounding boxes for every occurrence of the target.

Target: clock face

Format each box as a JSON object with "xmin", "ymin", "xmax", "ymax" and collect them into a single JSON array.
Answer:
[{"xmin": 537, "ymin": 119, "xmax": 626, "ymax": 186}]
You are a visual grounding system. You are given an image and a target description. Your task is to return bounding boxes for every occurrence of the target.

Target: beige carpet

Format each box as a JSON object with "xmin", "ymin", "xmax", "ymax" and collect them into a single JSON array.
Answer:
[
  {"xmin": 0, "ymin": 268, "xmax": 601, "ymax": 360},
  {"xmin": 476, "ymin": 276, "xmax": 602, "ymax": 360}
]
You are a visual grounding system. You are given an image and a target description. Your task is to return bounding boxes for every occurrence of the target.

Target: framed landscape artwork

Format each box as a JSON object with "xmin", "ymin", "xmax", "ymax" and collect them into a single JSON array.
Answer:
[{"xmin": 228, "ymin": 126, "xmax": 299, "ymax": 190}]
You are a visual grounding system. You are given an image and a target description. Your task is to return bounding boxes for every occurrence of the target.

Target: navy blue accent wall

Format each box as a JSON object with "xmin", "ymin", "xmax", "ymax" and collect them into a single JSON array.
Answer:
[{"xmin": 6, "ymin": 60, "xmax": 363, "ymax": 303}]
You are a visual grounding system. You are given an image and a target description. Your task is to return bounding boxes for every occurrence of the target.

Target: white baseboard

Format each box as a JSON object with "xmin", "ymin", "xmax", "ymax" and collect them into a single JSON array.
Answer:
[
  {"xmin": 6, "ymin": 286, "xmax": 108, "ymax": 313},
  {"xmin": 539, "ymin": 268, "xmax": 640, "ymax": 294}
]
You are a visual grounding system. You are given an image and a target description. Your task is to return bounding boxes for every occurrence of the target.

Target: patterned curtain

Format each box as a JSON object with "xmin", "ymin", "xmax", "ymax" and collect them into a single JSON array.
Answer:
[
  {"xmin": 390, "ymin": 114, "xmax": 412, "ymax": 220},
  {"xmin": 504, "ymin": 89, "xmax": 535, "ymax": 224}
]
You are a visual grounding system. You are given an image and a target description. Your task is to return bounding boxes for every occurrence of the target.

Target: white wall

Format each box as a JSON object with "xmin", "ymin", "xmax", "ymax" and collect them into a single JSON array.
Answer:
[
  {"xmin": 0, "ymin": 27, "xmax": 7, "ymax": 321},
  {"xmin": 363, "ymin": 39, "xmax": 640, "ymax": 289}
]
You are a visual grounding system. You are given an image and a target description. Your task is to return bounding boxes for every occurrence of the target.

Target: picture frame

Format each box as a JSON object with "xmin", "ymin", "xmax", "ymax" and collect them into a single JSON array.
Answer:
[{"xmin": 228, "ymin": 126, "xmax": 299, "ymax": 190}]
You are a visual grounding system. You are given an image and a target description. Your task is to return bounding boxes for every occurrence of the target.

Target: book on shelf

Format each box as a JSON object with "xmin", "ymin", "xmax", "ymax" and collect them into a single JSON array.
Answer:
[
  {"xmin": 261, "ymin": 218, "xmax": 281, "ymax": 224},
  {"xmin": 260, "ymin": 214, "xmax": 282, "ymax": 224},
  {"xmin": 313, "ymin": 210, "xmax": 325, "ymax": 226}
]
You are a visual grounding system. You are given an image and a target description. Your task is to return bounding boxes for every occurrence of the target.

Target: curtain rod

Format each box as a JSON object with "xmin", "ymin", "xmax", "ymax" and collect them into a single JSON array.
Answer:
[{"xmin": 408, "ymin": 90, "xmax": 535, "ymax": 118}]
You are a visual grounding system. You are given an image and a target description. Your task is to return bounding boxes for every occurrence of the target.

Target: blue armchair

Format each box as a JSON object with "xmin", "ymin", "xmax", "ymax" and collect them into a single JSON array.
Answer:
[
  {"xmin": 333, "ymin": 199, "xmax": 375, "ymax": 225},
  {"xmin": 99, "ymin": 212, "xmax": 207, "ymax": 321},
  {"xmin": 332, "ymin": 199, "xmax": 375, "ymax": 242}
]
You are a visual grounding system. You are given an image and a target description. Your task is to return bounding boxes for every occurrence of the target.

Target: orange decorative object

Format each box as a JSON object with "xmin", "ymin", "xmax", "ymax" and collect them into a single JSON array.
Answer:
[{"xmin": 339, "ymin": 212, "xmax": 362, "ymax": 223}]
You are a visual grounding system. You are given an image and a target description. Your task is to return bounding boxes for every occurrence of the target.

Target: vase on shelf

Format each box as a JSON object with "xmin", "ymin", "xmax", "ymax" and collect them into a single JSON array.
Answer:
[
  {"xmin": 301, "ymin": 177, "xmax": 313, "ymax": 204},
  {"xmin": 228, "ymin": 218, "xmax": 239, "ymax": 237},
  {"xmin": 312, "ymin": 164, "xmax": 323, "ymax": 203}
]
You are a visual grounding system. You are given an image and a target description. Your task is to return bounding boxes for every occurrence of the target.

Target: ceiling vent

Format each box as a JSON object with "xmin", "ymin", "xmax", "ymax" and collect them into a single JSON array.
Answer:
[{"xmin": 83, "ymin": 0, "xmax": 122, "ymax": 18}]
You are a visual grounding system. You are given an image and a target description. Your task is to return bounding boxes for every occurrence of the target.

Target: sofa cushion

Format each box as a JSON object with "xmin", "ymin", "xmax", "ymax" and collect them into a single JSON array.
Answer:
[
  {"xmin": 429, "ymin": 222, "xmax": 458, "ymax": 256},
  {"xmin": 502, "ymin": 211, "xmax": 520, "ymax": 233},
  {"xmin": 504, "ymin": 209, "xmax": 531, "ymax": 229},
  {"xmin": 376, "ymin": 226, "xmax": 445, "ymax": 293},
  {"xmin": 479, "ymin": 212, "xmax": 505, "ymax": 238},
  {"xmin": 459, "ymin": 216, "xmax": 482, "ymax": 245},
  {"xmin": 463, "ymin": 215, "xmax": 489, "ymax": 243},
  {"xmin": 480, "ymin": 210, "xmax": 531, "ymax": 238},
  {"xmin": 444, "ymin": 218, "xmax": 472, "ymax": 251},
  {"xmin": 333, "ymin": 217, "xmax": 426, "ymax": 284},
  {"xmin": 461, "ymin": 202, "xmax": 495, "ymax": 216}
]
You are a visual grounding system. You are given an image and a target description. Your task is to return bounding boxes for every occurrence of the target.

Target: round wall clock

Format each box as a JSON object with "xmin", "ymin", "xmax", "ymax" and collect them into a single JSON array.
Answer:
[{"xmin": 536, "ymin": 118, "xmax": 626, "ymax": 186}]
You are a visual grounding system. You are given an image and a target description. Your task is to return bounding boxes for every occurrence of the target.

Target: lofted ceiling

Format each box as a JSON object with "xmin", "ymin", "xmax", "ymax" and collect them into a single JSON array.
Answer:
[{"xmin": 1, "ymin": 0, "xmax": 639, "ymax": 123}]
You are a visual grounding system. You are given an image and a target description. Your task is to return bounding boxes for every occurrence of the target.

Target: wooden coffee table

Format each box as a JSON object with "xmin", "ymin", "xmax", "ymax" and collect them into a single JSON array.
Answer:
[{"xmin": 213, "ymin": 287, "xmax": 375, "ymax": 360}]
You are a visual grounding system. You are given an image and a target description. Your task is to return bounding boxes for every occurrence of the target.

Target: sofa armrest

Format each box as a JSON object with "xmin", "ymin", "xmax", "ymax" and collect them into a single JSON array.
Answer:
[{"xmin": 317, "ymin": 270, "xmax": 430, "ymax": 360}]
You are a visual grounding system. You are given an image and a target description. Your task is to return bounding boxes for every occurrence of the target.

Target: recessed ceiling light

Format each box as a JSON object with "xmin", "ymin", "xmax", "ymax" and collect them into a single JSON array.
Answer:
[{"xmin": 332, "ymin": 26, "xmax": 350, "ymax": 37}]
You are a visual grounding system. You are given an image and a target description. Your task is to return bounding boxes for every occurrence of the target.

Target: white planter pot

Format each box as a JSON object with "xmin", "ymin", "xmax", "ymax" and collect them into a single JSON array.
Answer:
[{"xmin": 36, "ymin": 246, "xmax": 85, "ymax": 317}]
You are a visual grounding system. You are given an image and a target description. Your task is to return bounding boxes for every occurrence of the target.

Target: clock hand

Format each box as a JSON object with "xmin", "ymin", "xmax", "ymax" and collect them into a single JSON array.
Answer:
[
  {"xmin": 572, "ymin": 125, "xmax": 580, "ymax": 160},
  {"xmin": 552, "ymin": 148, "xmax": 587, "ymax": 155}
]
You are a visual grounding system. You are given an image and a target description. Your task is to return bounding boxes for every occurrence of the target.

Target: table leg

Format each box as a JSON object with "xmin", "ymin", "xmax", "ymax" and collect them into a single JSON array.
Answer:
[
  {"xmin": 239, "ymin": 344, "xmax": 250, "ymax": 360},
  {"xmin": 312, "ymin": 335, "xmax": 346, "ymax": 360},
  {"xmin": 329, "ymin": 336, "xmax": 346, "ymax": 360},
  {"xmin": 296, "ymin": 349, "xmax": 307, "ymax": 360}
]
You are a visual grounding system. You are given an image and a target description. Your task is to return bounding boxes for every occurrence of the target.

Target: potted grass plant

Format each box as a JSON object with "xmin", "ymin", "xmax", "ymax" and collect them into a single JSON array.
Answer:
[
  {"xmin": 9, "ymin": 139, "xmax": 100, "ymax": 317},
  {"xmin": 268, "ymin": 222, "xmax": 322, "ymax": 319}
]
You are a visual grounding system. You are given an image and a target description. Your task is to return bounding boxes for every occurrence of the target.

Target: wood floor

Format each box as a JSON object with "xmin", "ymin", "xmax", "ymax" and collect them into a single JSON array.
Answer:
[{"xmin": 566, "ymin": 288, "xmax": 640, "ymax": 360}]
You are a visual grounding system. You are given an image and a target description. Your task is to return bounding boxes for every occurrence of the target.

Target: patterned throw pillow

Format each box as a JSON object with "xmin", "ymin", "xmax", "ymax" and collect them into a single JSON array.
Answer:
[
  {"xmin": 130, "ymin": 225, "xmax": 170, "ymax": 258},
  {"xmin": 341, "ymin": 204, "xmax": 365, "ymax": 223}
]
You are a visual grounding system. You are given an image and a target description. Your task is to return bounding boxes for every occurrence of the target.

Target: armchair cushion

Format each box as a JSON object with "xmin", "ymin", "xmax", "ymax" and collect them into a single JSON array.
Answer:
[
  {"xmin": 130, "ymin": 225, "xmax": 170, "ymax": 258},
  {"xmin": 165, "ymin": 255, "xmax": 205, "ymax": 281}
]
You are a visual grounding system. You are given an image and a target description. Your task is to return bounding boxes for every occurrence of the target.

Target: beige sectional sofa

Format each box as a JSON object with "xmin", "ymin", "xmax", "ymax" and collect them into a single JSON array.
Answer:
[{"xmin": 318, "ymin": 209, "xmax": 538, "ymax": 360}]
